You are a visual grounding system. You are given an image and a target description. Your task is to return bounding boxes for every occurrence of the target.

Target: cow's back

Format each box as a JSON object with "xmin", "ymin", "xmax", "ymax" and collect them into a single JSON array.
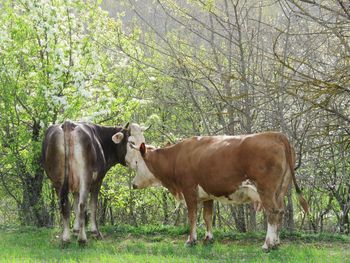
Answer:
[
  {"xmin": 170, "ymin": 132, "xmax": 288, "ymax": 196},
  {"xmin": 43, "ymin": 122, "xmax": 99, "ymax": 193}
]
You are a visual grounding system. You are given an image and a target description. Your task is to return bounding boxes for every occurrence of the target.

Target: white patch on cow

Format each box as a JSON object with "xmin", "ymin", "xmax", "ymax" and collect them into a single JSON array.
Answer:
[
  {"xmin": 62, "ymin": 216, "xmax": 70, "ymax": 242},
  {"xmin": 73, "ymin": 193, "xmax": 80, "ymax": 232},
  {"xmin": 125, "ymin": 124, "xmax": 162, "ymax": 189},
  {"xmin": 90, "ymin": 197, "xmax": 98, "ymax": 233},
  {"xmin": 73, "ymin": 134, "xmax": 86, "ymax": 188},
  {"xmin": 131, "ymin": 156, "xmax": 161, "ymax": 188},
  {"xmin": 186, "ymin": 231, "xmax": 197, "ymax": 244},
  {"xmin": 242, "ymin": 184, "xmax": 261, "ymax": 203},
  {"xmin": 262, "ymin": 223, "xmax": 278, "ymax": 250},
  {"xmin": 92, "ymin": 172, "xmax": 98, "ymax": 181},
  {"xmin": 56, "ymin": 128, "xmax": 65, "ymax": 156},
  {"xmin": 126, "ymin": 142, "xmax": 161, "ymax": 188},
  {"xmin": 198, "ymin": 186, "xmax": 210, "ymax": 200},
  {"xmin": 130, "ymin": 123, "xmax": 146, "ymax": 145},
  {"xmin": 197, "ymin": 183, "xmax": 261, "ymax": 205},
  {"xmin": 205, "ymin": 231, "xmax": 213, "ymax": 240}
]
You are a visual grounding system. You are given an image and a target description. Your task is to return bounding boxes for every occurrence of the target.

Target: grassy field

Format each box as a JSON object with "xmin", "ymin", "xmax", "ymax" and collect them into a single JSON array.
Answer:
[{"xmin": 0, "ymin": 225, "xmax": 349, "ymax": 262}]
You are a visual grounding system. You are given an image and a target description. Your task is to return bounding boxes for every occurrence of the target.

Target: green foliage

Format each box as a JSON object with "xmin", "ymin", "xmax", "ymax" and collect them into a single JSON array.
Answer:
[{"xmin": 0, "ymin": 0, "xmax": 141, "ymax": 225}]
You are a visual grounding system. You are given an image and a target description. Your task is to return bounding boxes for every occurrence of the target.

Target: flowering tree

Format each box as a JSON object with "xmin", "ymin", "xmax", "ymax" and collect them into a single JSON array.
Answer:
[{"xmin": 0, "ymin": 0, "xmax": 139, "ymax": 225}]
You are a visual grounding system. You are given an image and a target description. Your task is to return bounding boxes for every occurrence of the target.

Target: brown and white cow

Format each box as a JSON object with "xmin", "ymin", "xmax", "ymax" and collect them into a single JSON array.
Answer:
[
  {"xmin": 120, "ymin": 124, "xmax": 309, "ymax": 250},
  {"xmin": 42, "ymin": 120, "xmax": 130, "ymax": 245}
]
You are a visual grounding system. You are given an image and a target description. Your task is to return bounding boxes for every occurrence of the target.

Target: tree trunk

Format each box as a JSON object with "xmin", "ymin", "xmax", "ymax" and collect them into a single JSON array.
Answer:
[
  {"xmin": 20, "ymin": 174, "xmax": 50, "ymax": 227},
  {"xmin": 232, "ymin": 205, "xmax": 246, "ymax": 232},
  {"xmin": 247, "ymin": 204, "xmax": 256, "ymax": 231}
]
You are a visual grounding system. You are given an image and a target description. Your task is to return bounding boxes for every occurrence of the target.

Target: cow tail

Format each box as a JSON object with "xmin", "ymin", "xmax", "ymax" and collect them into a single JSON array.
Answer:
[
  {"xmin": 283, "ymin": 135, "xmax": 309, "ymax": 214},
  {"xmin": 60, "ymin": 121, "xmax": 72, "ymax": 214}
]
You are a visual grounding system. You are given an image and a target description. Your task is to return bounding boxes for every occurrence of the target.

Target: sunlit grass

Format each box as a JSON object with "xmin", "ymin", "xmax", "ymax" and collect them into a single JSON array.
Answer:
[{"xmin": 0, "ymin": 225, "xmax": 349, "ymax": 262}]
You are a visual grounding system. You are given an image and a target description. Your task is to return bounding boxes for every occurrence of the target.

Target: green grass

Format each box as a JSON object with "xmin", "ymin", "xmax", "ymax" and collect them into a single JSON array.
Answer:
[{"xmin": 0, "ymin": 225, "xmax": 349, "ymax": 262}]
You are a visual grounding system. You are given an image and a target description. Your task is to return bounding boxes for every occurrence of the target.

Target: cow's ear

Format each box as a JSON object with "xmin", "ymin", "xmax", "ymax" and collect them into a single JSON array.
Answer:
[
  {"xmin": 112, "ymin": 132, "xmax": 124, "ymax": 144},
  {"xmin": 140, "ymin": 142, "xmax": 146, "ymax": 157}
]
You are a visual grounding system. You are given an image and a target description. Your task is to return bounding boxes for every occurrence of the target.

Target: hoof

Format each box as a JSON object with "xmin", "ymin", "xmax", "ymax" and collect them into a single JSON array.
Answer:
[
  {"xmin": 61, "ymin": 239, "xmax": 70, "ymax": 248},
  {"xmin": 78, "ymin": 239, "xmax": 87, "ymax": 247},
  {"xmin": 262, "ymin": 242, "xmax": 279, "ymax": 252},
  {"xmin": 271, "ymin": 243, "xmax": 280, "ymax": 250},
  {"xmin": 73, "ymin": 229, "xmax": 79, "ymax": 236},
  {"xmin": 203, "ymin": 236, "xmax": 214, "ymax": 245},
  {"xmin": 185, "ymin": 239, "xmax": 197, "ymax": 247},
  {"xmin": 91, "ymin": 230, "xmax": 103, "ymax": 240}
]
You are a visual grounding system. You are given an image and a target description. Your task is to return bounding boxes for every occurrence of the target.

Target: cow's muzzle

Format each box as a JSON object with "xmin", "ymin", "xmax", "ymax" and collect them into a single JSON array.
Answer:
[{"xmin": 132, "ymin": 183, "xmax": 138, "ymax": 189}]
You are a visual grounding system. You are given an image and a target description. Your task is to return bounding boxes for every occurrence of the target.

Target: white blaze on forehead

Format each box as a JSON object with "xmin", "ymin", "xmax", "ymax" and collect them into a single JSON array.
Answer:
[
  {"xmin": 125, "ymin": 123, "xmax": 146, "ymax": 166},
  {"xmin": 129, "ymin": 123, "xmax": 145, "ymax": 146},
  {"xmin": 125, "ymin": 123, "xmax": 145, "ymax": 167}
]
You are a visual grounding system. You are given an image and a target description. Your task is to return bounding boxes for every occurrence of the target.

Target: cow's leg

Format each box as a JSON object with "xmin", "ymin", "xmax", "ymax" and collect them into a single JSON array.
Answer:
[
  {"xmin": 203, "ymin": 200, "xmax": 214, "ymax": 243},
  {"xmin": 184, "ymin": 190, "xmax": 198, "ymax": 246},
  {"xmin": 73, "ymin": 192, "xmax": 80, "ymax": 235},
  {"xmin": 53, "ymin": 185, "xmax": 70, "ymax": 245},
  {"xmin": 61, "ymin": 192, "xmax": 71, "ymax": 244},
  {"xmin": 77, "ymin": 187, "xmax": 88, "ymax": 245},
  {"xmin": 276, "ymin": 209, "xmax": 284, "ymax": 246},
  {"xmin": 260, "ymin": 192, "xmax": 280, "ymax": 251},
  {"xmin": 275, "ymin": 170, "xmax": 292, "ymax": 246},
  {"xmin": 90, "ymin": 188, "xmax": 103, "ymax": 239}
]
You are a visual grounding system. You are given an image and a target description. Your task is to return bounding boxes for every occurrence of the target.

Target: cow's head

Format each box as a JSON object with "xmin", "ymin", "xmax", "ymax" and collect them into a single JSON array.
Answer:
[
  {"xmin": 111, "ymin": 122, "xmax": 131, "ymax": 166},
  {"xmin": 123, "ymin": 123, "xmax": 161, "ymax": 189}
]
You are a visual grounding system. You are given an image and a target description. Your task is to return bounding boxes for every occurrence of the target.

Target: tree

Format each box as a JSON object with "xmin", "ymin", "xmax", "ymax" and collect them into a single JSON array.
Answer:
[{"xmin": 0, "ymin": 0, "xmax": 137, "ymax": 226}]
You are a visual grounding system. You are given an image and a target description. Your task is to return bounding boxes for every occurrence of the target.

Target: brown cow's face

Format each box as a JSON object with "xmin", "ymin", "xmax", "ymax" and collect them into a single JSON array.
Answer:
[{"xmin": 125, "ymin": 123, "xmax": 161, "ymax": 189}]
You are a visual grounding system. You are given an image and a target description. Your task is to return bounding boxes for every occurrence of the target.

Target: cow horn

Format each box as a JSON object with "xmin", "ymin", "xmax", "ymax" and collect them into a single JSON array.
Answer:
[
  {"xmin": 129, "ymin": 142, "xmax": 140, "ymax": 151},
  {"xmin": 123, "ymin": 122, "xmax": 130, "ymax": 129},
  {"xmin": 141, "ymin": 124, "xmax": 152, "ymax": 132}
]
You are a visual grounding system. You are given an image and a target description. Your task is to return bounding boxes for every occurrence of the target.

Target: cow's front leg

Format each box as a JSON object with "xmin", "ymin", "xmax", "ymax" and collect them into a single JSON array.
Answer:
[
  {"xmin": 203, "ymin": 200, "xmax": 214, "ymax": 244},
  {"xmin": 73, "ymin": 193, "xmax": 80, "ymax": 235},
  {"xmin": 90, "ymin": 189, "xmax": 103, "ymax": 239},
  {"xmin": 184, "ymin": 190, "xmax": 198, "ymax": 246}
]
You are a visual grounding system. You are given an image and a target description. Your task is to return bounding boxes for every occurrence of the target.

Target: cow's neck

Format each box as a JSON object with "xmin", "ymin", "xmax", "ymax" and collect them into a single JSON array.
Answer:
[
  {"xmin": 94, "ymin": 125, "xmax": 125, "ymax": 169},
  {"xmin": 145, "ymin": 148, "xmax": 180, "ymax": 197}
]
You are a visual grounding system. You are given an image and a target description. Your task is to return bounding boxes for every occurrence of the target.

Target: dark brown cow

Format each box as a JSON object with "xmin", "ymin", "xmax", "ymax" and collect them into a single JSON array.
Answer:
[
  {"xmin": 42, "ymin": 120, "xmax": 130, "ymax": 245},
  {"xmin": 122, "ymin": 124, "xmax": 308, "ymax": 250}
]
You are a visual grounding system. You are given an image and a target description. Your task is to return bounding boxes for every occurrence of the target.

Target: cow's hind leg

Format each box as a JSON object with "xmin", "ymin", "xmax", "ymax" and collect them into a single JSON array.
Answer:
[
  {"xmin": 77, "ymin": 187, "xmax": 88, "ymax": 246},
  {"xmin": 61, "ymin": 192, "xmax": 71, "ymax": 245},
  {"xmin": 260, "ymin": 191, "xmax": 281, "ymax": 251},
  {"xmin": 275, "ymin": 169, "xmax": 292, "ymax": 246},
  {"xmin": 90, "ymin": 188, "xmax": 103, "ymax": 239},
  {"xmin": 73, "ymin": 193, "xmax": 80, "ymax": 235},
  {"xmin": 53, "ymin": 185, "xmax": 70, "ymax": 246},
  {"xmin": 203, "ymin": 200, "xmax": 214, "ymax": 244}
]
